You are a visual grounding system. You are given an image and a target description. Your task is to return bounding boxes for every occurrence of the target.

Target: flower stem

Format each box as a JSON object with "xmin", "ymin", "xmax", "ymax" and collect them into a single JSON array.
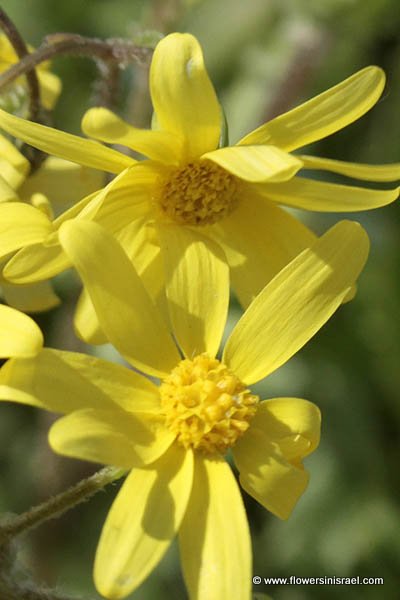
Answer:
[
  {"xmin": 0, "ymin": 466, "xmax": 125, "ymax": 545},
  {"xmin": 0, "ymin": 33, "xmax": 153, "ymax": 93},
  {"xmin": 0, "ymin": 7, "xmax": 41, "ymax": 122}
]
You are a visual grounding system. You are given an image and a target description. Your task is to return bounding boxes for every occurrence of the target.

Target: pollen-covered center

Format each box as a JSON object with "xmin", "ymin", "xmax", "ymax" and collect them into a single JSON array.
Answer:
[
  {"xmin": 158, "ymin": 160, "xmax": 237, "ymax": 226},
  {"xmin": 160, "ymin": 354, "xmax": 259, "ymax": 454}
]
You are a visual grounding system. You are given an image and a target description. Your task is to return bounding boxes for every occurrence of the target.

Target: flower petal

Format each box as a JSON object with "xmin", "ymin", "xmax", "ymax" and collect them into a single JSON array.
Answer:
[
  {"xmin": 223, "ymin": 220, "xmax": 369, "ymax": 384},
  {"xmin": 0, "ymin": 174, "xmax": 18, "ymax": 202},
  {"xmin": 239, "ymin": 66, "xmax": 385, "ymax": 151},
  {"xmin": 0, "ymin": 108, "xmax": 135, "ymax": 173},
  {"xmin": 59, "ymin": 219, "xmax": 180, "ymax": 378},
  {"xmin": 300, "ymin": 154, "xmax": 400, "ymax": 182},
  {"xmin": 3, "ymin": 243, "xmax": 70, "ymax": 284},
  {"xmin": 233, "ymin": 429, "xmax": 309, "ymax": 519},
  {"xmin": 150, "ymin": 33, "xmax": 221, "ymax": 159},
  {"xmin": 202, "ymin": 145, "xmax": 302, "ymax": 182},
  {"xmin": 0, "ymin": 348, "xmax": 159, "ymax": 413},
  {"xmin": 158, "ymin": 224, "xmax": 229, "ymax": 358},
  {"xmin": 258, "ymin": 176, "xmax": 399, "ymax": 212},
  {"xmin": 19, "ymin": 157, "xmax": 105, "ymax": 208},
  {"xmin": 0, "ymin": 203, "xmax": 53, "ymax": 258},
  {"xmin": 0, "ymin": 304, "xmax": 43, "ymax": 358},
  {"xmin": 95, "ymin": 445, "xmax": 193, "ymax": 599},
  {"xmin": 252, "ymin": 398, "xmax": 321, "ymax": 460},
  {"xmin": 0, "ymin": 132, "xmax": 30, "ymax": 188},
  {"xmin": 180, "ymin": 455, "xmax": 251, "ymax": 600},
  {"xmin": 2, "ymin": 280, "xmax": 60, "ymax": 313},
  {"xmin": 74, "ymin": 288, "xmax": 107, "ymax": 345},
  {"xmin": 82, "ymin": 107, "xmax": 184, "ymax": 164},
  {"xmin": 211, "ymin": 190, "xmax": 316, "ymax": 307},
  {"xmin": 49, "ymin": 408, "xmax": 174, "ymax": 469},
  {"xmin": 37, "ymin": 69, "xmax": 62, "ymax": 110}
]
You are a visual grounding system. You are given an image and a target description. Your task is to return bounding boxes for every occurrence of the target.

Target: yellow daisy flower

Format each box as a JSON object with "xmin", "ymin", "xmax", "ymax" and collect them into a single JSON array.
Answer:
[
  {"xmin": 0, "ymin": 32, "xmax": 397, "ymax": 314},
  {"xmin": 0, "ymin": 218, "xmax": 369, "ymax": 599}
]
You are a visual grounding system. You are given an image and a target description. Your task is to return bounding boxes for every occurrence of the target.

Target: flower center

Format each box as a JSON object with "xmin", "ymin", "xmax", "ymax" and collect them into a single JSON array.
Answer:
[
  {"xmin": 158, "ymin": 160, "xmax": 237, "ymax": 226},
  {"xmin": 160, "ymin": 354, "xmax": 259, "ymax": 454}
]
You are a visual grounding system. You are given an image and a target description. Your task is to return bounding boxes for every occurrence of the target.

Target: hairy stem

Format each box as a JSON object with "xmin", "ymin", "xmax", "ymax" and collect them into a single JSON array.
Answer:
[
  {"xmin": 0, "ymin": 33, "xmax": 153, "ymax": 92},
  {"xmin": 0, "ymin": 466, "xmax": 125, "ymax": 545}
]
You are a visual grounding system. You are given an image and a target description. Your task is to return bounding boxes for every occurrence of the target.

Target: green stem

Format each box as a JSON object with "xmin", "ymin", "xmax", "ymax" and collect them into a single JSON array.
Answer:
[{"xmin": 0, "ymin": 466, "xmax": 125, "ymax": 545}]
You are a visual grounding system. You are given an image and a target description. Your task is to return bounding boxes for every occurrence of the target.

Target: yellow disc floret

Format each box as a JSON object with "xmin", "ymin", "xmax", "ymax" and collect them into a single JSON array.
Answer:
[
  {"xmin": 160, "ymin": 354, "xmax": 259, "ymax": 454},
  {"xmin": 158, "ymin": 160, "xmax": 237, "ymax": 226}
]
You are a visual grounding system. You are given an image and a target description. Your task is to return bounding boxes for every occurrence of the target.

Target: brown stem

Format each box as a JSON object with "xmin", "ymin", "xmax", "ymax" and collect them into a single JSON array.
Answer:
[
  {"xmin": 0, "ymin": 33, "xmax": 153, "ymax": 92},
  {"xmin": 0, "ymin": 7, "xmax": 41, "ymax": 122}
]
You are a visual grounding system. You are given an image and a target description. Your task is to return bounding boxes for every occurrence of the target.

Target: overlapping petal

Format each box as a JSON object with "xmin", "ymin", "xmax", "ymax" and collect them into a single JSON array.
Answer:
[
  {"xmin": 233, "ymin": 429, "xmax": 309, "ymax": 520},
  {"xmin": 0, "ymin": 348, "xmax": 158, "ymax": 413},
  {"xmin": 95, "ymin": 445, "xmax": 193, "ymax": 599},
  {"xmin": 251, "ymin": 398, "xmax": 321, "ymax": 460},
  {"xmin": 223, "ymin": 220, "xmax": 369, "ymax": 384},
  {"xmin": 150, "ymin": 33, "xmax": 221, "ymax": 159},
  {"xmin": 210, "ymin": 192, "xmax": 316, "ymax": 307},
  {"xmin": 82, "ymin": 107, "xmax": 184, "ymax": 165},
  {"xmin": 180, "ymin": 455, "xmax": 251, "ymax": 600},
  {"xmin": 239, "ymin": 66, "xmax": 385, "ymax": 151},
  {"xmin": 59, "ymin": 220, "xmax": 180, "ymax": 378},
  {"xmin": 158, "ymin": 224, "xmax": 229, "ymax": 358},
  {"xmin": 0, "ymin": 203, "xmax": 53, "ymax": 258},
  {"xmin": 19, "ymin": 157, "xmax": 105, "ymax": 208},
  {"xmin": 2, "ymin": 280, "xmax": 60, "ymax": 312},
  {"xmin": 202, "ymin": 145, "xmax": 303, "ymax": 182},
  {"xmin": 0, "ymin": 108, "xmax": 135, "ymax": 173},
  {"xmin": 0, "ymin": 304, "xmax": 43, "ymax": 358},
  {"xmin": 49, "ymin": 408, "xmax": 174, "ymax": 469},
  {"xmin": 3, "ymin": 243, "xmax": 70, "ymax": 284}
]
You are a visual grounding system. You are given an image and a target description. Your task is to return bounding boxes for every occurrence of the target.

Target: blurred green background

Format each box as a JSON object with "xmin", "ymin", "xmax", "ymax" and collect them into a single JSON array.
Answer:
[{"xmin": 0, "ymin": 0, "xmax": 399, "ymax": 599}]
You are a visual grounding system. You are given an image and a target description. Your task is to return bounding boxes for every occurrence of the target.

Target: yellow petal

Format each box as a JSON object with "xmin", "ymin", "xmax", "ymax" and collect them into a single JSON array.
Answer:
[
  {"xmin": 19, "ymin": 157, "xmax": 105, "ymax": 208},
  {"xmin": 0, "ymin": 174, "xmax": 18, "ymax": 202},
  {"xmin": 180, "ymin": 455, "xmax": 251, "ymax": 600},
  {"xmin": 158, "ymin": 224, "xmax": 229, "ymax": 358},
  {"xmin": 37, "ymin": 69, "xmax": 62, "ymax": 110},
  {"xmin": 252, "ymin": 398, "xmax": 321, "ymax": 460},
  {"xmin": 0, "ymin": 202, "xmax": 53, "ymax": 258},
  {"xmin": 223, "ymin": 220, "xmax": 369, "ymax": 384},
  {"xmin": 59, "ymin": 220, "xmax": 180, "ymax": 378},
  {"xmin": 233, "ymin": 429, "xmax": 309, "ymax": 519},
  {"xmin": 0, "ymin": 108, "xmax": 135, "ymax": 173},
  {"xmin": 202, "ymin": 146, "xmax": 302, "ymax": 182},
  {"xmin": 150, "ymin": 33, "xmax": 221, "ymax": 160},
  {"xmin": 95, "ymin": 445, "xmax": 193, "ymax": 599},
  {"xmin": 2, "ymin": 280, "xmax": 60, "ymax": 312},
  {"xmin": 300, "ymin": 154, "xmax": 400, "ymax": 182},
  {"xmin": 239, "ymin": 66, "xmax": 385, "ymax": 151},
  {"xmin": 211, "ymin": 191, "xmax": 316, "ymax": 307},
  {"xmin": 0, "ymin": 348, "xmax": 159, "ymax": 413},
  {"xmin": 49, "ymin": 408, "xmax": 174, "ymax": 469},
  {"xmin": 3, "ymin": 243, "xmax": 70, "ymax": 284},
  {"xmin": 82, "ymin": 107, "xmax": 184, "ymax": 165},
  {"xmin": 0, "ymin": 304, "xmax": 43, "ymax": 358},
  {"xmin": 0, "ymin": 133, "xmax": 30, "ymax": 189},
  {"xmin": 74, "ymin": 288, "xmax": 107, "ymax": 345},
  {"xmin": 258, "ymin": 176, "xmax": 399, "ymax": 212}
]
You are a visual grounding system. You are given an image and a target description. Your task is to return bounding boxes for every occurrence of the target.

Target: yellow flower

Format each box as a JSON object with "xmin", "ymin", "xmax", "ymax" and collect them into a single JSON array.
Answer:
[
  {"xmin": 0, "ymin": 303, "xmax": 43, "ymax": 359},
  {"xmin": 0, "ymin": 32, "xmax": 397, "ymax": 315},
  {"xmin": 0, "ymin": 218, "xmax": 369, "ymax": 599}
]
